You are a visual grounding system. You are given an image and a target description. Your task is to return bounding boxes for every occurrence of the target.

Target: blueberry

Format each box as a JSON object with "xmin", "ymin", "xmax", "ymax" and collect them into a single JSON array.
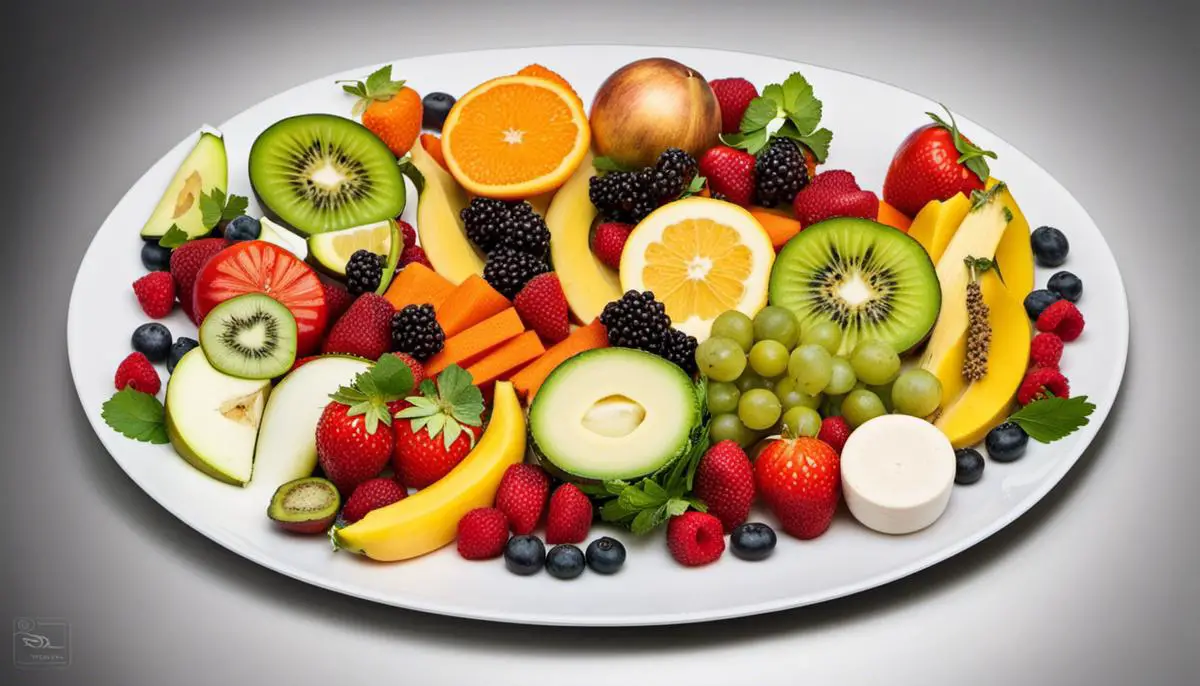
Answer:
[
  {"xmin": 1047, "ymin": 271, "xmax": 1083, "ymax": 303},
  {"xmin": 954, "ymin": 448, "xmax": 985, "ymax": 485},
  {"xmin": 1031, "ymin": 226, "xmax": 1069, "ymax": 267},
  {"xmin": 545, "ymin": 544, "xmax": 586, "ymax": 580},
  {"xmin": 132, "ymin": 323, "xmax": 173, "ymax": 362},
  {"xmin": 141, "ymin": 241, "xmax": 172, "ymax": 272},
  {"xmin": 422, "ymin": 92, "xmax": 456, "ymax": 131},
  {"xmin": 985, "ymin": 422, "xmax": 1029, "ymax": 463},
  {"xmin": 1023, "ymin": 289, "xmax": 1060, "ymax": 321},
  {"xmin": 731, "ymin": 522, "xmax": 777, "ymax": 561},
  {"xmin": 504, "ymin": 534, "xmax": 546, "ymax": 576},
  {"xmin": 225, "ymin": 215, "xmax": 261, "ymax": 242},
  {"xmin": 585, "ymin": 537, "xmax": 626, "ymax": 574},
  {"xmin": 167, "ymin": 337, "xmax": 199, "ymax": 374}
]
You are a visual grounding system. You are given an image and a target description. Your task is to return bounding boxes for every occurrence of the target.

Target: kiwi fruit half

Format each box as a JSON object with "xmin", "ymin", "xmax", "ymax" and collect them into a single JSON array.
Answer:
[
  {"xmin": 769, "ymin": 218, "xmax": 940, "ymax": 356},
  {"xmin": 249, "ymin": 114, "xmax": 406, "ymax": 236},
  {"xmin": 267, "ymin": 477, "xmax": 340, "ymax": 534},
  {"xmin": 199, "ymin": 293, "xmax": 298, "ymax": 379}
]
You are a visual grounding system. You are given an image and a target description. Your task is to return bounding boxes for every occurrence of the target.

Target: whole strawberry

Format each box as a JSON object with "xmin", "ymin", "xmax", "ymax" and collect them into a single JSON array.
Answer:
[
  {"xmin": 169, "ymin": 237, "xmax": 227, "ymax": 323},
  {"xmin": 545, "ymin": 483, "xmax": 592, "ymax": 544},
  {"xmin": 338, "ymin": 65, "xmax": 422, "ymax": 157},
  {"xmin": 666, "ymin": 511, "xmax": 726, "ymax": 567},
  {"xmin": 114, "ymin": 352, "xmax": 161, "ymax": 395},
  {"xmin": 591, "ymin": 222, "xmax": 632, "ymax": 271},
  {"xmin": 793, "ymin": 169, "xmax": 879, "ymax": 226},
  {"xmin": 132, "ymin": 272, "xmax": 175, "ymax": 319},
  {"xmin": 393, "ymin": 365, "xmax": 486, "ymax": 488},
  {"xmin": 883, "ymin": 106, "xmax": 997, "ymax": 218},
  {"xmin": 457, "ymin": 507, "xmax": 510, "ymax": 560},
  {"xmin": 322, "ymin": 293, "xmax": 395, "ymax": 359},
  {"xmin": 699, "ymin": 146, "xmax": 756, "ymax": 207},
  {"xmin": 321, "ymin": 281, "xmax": 355, "ymax": 328},
  {"xmin": 756, "ymin": 437, "xmax": 841, "ymax": 540},
  {"xmin": 709, "ymin": 78, "xmax": 759, "ymax": 134},
  {"xmin": 693, "ymin": 440, "xmax": 755, "ymax": 533},
  {"xmin": 494, "ymin": 464, "xmax": 551, "ymax": 535},
  {"xmin": 341, "ymin": 477, "xmax": 407, "ymax": 523},
  {"xmin": 514, "ymin": 273, "xmax": 570, "ymax": 343},
  {"xmin": 817, "ymin": 416, "xmax": 851, "ymax": 456}
]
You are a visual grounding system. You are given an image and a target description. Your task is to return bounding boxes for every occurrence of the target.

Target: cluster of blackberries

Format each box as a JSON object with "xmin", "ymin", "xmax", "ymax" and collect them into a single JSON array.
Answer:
[
  {"xmin": 461, "ymin": 198, "xmax": 552, "ymax": 299},
  {"xmin": 588, "ymin": 148, "xmax": 699, "ymax": 224},
  {"xmin": 599, "ymin": 290, "xmax": 698, "ymax": 376}
]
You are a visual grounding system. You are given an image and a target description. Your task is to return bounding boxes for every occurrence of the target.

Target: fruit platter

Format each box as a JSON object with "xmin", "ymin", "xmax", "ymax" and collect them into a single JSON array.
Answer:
[{"xmin": 68, "ymin": 46, "xmax": 1127, "ymax": 626}]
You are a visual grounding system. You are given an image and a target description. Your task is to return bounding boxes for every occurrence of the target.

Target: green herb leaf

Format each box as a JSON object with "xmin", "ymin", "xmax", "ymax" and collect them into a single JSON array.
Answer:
[
  {"xmin": 630, "ymin": 506, "xmax": 667, "ymax": 535},
  {"xmin": 369, "ymin": 354, "xmax": 415, "ymax": 399},
  {"xmin": 664, "ymin": 497, "xmax": 691, "ymax": 518},
  {"xmin": 780, "ymin": 72, "xmax": 816, "ymax": 117},
  {"xmin": 600, "ymin": 498, "xmax": 635, "ymax": 524},
  {"xmin": 101, "ymin": 389, "xmax": 169, "ymax": 444},
  {"xmin": 222, "ymin": 194, "xmax": 249, "ymax": 221},
  {"xmin": 397, "ymin": 155, "xmax": 425, "ymax": 194},
  {"xmin": 1009, "ymin": 396, "xmax": 1096, "ymax": 443},
  {"xmin": 336, "ymin": 65, "xmax": 406, "ymax": 118},
  {"xmin": 592, "ymin": 156, "xmax": 632, "ymax": 173},
  {"xmin": 739, "ymin": 97, "xmax": 781, "ymax": 133},
  {"xmin": 330, "ymin": 355, "xmax": 415, "ymax": 434},
  {"xmin": 792, "ymin": 128, "xmax": 834, "ymax": 163},
  {"xmin": 158, "ymin": 224, "xmax": 190, "ymax": 249},
  {"xmin": 200, "ymin": 188, "xmax": 226, "ymax": 229},
  {"xmin": 678, "ymin": 174, "xmax": 707, "ymax": 199}
]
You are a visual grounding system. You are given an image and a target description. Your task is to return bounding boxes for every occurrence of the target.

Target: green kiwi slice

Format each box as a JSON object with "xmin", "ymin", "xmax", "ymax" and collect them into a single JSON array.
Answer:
[
  {"xmin": 249, "ymin": 114, "xmax": 406, "ymax": 236},
  {"xmin": 199, "ymin": 293, "xmax": 298, "ymax": 379},
  {"xmin": 267, "ymin": 477, "xmax": 340, "ymax": 534},
  {"xmin": 769, "ymin": 218, "xmax": 941, "ymax": 356}
]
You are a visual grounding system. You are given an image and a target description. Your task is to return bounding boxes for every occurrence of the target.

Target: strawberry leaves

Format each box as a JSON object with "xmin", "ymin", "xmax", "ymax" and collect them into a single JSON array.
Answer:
[
  {"xmin": 721, "ymin": 72, "xmax": 834, "ymax": 161},
  {"xmin": 927, "ymin": 105, "xmax": 997, "ymax": 183},
  {"xmin": 329, "ymin": 354, "xmax": 415, "ymax": 434},
  {"xmin": 394, "ymin": 365, "xmax": 484, "ymax": 450},
  {"xmin": 336, "ymin": 65, "xmax": 407, "ymax": 118}
]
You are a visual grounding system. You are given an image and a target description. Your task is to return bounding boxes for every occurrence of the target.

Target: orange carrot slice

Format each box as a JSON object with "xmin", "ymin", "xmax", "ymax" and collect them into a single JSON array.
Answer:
[
  {"xmin": 436, "ymin": 275, "xmax": 511, "ymax": 338},
  {"xmin": 877, "ymin": 200, "xmax": 912, "ymax": 233},
  {"xmin": 384, "ymin": 263, "xmax": 454, "ymax": 311},
  {"xmin": 426, "ymin": 308, "xmax": 524, "ymax": 375},
  {"xmin": 465, "ymin": 331, "xmax": 546, "ymax": 386},
  {"xmin": 511, "ymin": 319, "xmax": 609, "ymax": 401},
  {"xmin": 749, "ymin": 207, "xmax": 803, "ymax": 249}
]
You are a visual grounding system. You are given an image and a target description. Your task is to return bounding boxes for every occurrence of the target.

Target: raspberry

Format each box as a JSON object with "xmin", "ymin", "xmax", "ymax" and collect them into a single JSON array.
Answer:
[
  {"xmin": 1036, "ymin": 300, "xmax": 1085, "ymax": 342},
  {"xmin": 399, "ymin": 245, "xmax": 432, "ymax": 270},
  {"xmin": 666, "ymin": 511, "xmax": 726, "ymax": 567},
  {"xmin": 114, "ymin": 352, "xmax": 161, "ymax": 395},
  {"xmin": 817, "ymin": 416, "xmax": 851, "ymax": 455},
  {"xmin": 1029, "ymin": 332, "xmax": 1065, "ymax": 369},
  {"xmin": 457, "ymin": 507, "xmax": 510, "ymax": 560},
  {"xmin": 396, "ymin": 220, "xmax": 417, "ymax": 249},
  {"xmin": 341, "ymin": 477, "xmax": 407, "ymax": 523},
  {"xmin": 132, "ymin": 272, "xmax": 176, "ymax": 319},
  {"xmin": 1017, "ymin": 367, "xmax": 1070, "ymax": 406}
]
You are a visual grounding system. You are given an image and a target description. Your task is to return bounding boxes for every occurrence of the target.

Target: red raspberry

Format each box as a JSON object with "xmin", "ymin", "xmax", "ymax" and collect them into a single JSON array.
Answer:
[
  {"xmin": 132, "ymin": 272, "xmax": 176, "ymax": 319},
  {"xmin": 666, "ymin": 511, "xmax": 726, "ymax": 567},
  {"xmin": 545, "ymin": 483, "xmax": 592, "ymax": 544},
  {"xmin": 114, "ymin": 352, "xmax": 161, "ymax": 395},
  {"xmin": 709, "ymin": 78, "xmax": 760, "ymax": 134},
  {"xmin": 494, "ymin": 464, "xmax": 551, "ymax": 535},
  {"xmin": 817, "ymin": 416, "xmax": 852, "ymax": 455},
  {"xmin": 341, "ymin": 477, "xmax": 407, "ymax": 523},
  {"xmin": 399, "ymin": 245, "xmax": 432, "ymax": 269},
  {"xmin": 1017, "ymin": 367, "xmax": 1071, "ymax": 406},
  {"xmin": 591, "ymin": 222, "xmax": 633, "ymax": 271},
  {"xmin": 456, "ymin": 507, "xmax": 510, "ymax": 560},
  {"xmin": 693, "ymin": 441, "xmax": 755, "ymax": 533},
  {"xmin": 1029, "ymin": 332, "xmax": 1064, "ymax": 369},
  {"xmin": 1036, "ymin": 300, "xmax": 1085, "ymax": 342},
  {"xmin": 396, "ymin": 220, "xmax": 417, "ymax": 249}
]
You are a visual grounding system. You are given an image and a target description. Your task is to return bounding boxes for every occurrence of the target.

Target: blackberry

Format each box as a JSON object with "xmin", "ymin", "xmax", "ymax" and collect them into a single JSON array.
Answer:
[
  {"xmin": 589, "ymin": 171, "xmax": 656, "ymax": 224},
  {"xmin": 460, "ymin": 198, "xmax": 551, "ymax": 257},
  {"xmin": 460, "ymin": 197, "xmax": 511, "ymax": 253},
  {"xmin": 755, "ymin": 138, "xmax": 808, "ymax": 207},
  {"xmin": 483, "ymin": 247, "xmax": 550, "ymax": 299},
  {"xmin": 648, "ymin": 148, "xmax": 698, "ymax": 200},
  {"xmin": 391, "ymin": 304, "xmax": 445, "ymax": 361},
  {"xmin": 599, "ymin": 290, "xmax": 671, "ymax": 353},
  {"xmin": 661, "ymin": 327, "xmax": 699, "ymax": 376},
  {"xmin": 345, "ymin": 250, "xmax": 385, "ymax": 296}
]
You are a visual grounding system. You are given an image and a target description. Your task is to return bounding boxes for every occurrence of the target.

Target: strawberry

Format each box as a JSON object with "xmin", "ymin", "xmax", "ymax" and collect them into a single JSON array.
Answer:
[
  {"xmin": 322, "ymin": 293, "xmax": 394, "ymax": 359},
  {"xmin": 792, "ymin": 170, "xmax": 880, "ymax": 226},
  {"xmin": 392, "ymin": 365, "xmax": 486, "ymax": 488},
  {"xmin": 341, "ymin": 477, "xmax": 407, "ymax": 523},
  {"xmin": 693, "ymin": 440, "xmax": 755, "ymax": 533},
  {"xmin": 494, "ymin": 464, "xmax": 551, "ymax": 535},
  {"xmin": 709, "ymin": 77, "xmax": 760, "ymax": 134},
  {"xmin": 755, "ymin": 437, "xmax": 841, "ymax": 540},
  {"xmin": 338, "ymin": 65, "xmax": 422, "ymax": 157},
  {"xmin": 545, "ymin": 483, "xmax": 592, "ymax": 544},
  {"xmin": 514, "ymin": 273, "xmax": 569, "ymax": 343},
  {"xmin": 883, "ymin": 106, "xmax": 997, "ymax": 218},
  {"xmin": 399, "ymin": 245, "xmax": 432, "ymax": 270},
  {"xmin": 699, "ymin": 146, "xmax": 756, "ymax": 207},
  {"xmin": 817, "ymin": 416, "xmax": 851, "ymax": 456},
  {"xmin": 132, "ymin": 272, "xmax": 175, "ymax": 319},
  {"xmin": 321, "ymin": 281, "xmax": 355, "ymax": 328},
  {"xmin": 169, "ymin": 237, "xmax": 227, "ymax": 324},
  {"xmin": 666, "ymin": 511, "xmax": 725, "ymax": 567},
  {"xmin": 591, "ymin": 222, "xmax": 632, "ymax": 271},
  {"xmin": 396, "ymin": 220, "xmax": 417, "ymax": 250},
  {"xmin": 457, "ymin": 508, "xmax": 510, "ymax": 560},
  {"xmin": 114, "ymin": 352, "xmax": 160, "ymax": 395}
]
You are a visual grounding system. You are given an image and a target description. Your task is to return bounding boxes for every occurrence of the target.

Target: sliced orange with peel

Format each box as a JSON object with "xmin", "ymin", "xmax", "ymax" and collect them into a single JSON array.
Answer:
[
  {"xmin": 620, "ymin": 197, "xmax": 774, "ymax": 341},
  {"xmin": 516, "ymin": 64, "xmax": 583, "ymax": 107},
  {"xmin": 441, "ymin": 75, "xmax": 590, "ymax": 200}
]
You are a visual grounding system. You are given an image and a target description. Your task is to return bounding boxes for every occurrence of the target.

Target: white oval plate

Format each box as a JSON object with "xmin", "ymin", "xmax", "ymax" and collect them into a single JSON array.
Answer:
[{"xmin": 68, "ymin": 45, "xmax": 1128, "ymax": 626}]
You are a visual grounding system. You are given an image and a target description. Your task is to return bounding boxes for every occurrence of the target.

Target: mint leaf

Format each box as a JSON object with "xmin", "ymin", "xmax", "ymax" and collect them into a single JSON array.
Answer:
[
  {"xmin": 739, "ymin": 97, "xmax": 780, "ymax": 133},
  {"xmin": 630, "ymin": 506, "xmax": 667, "ymax": 535},
  {"xmin": 600, "ymin": 498, "xmax": 635, "ymax": 523},
  {"xmin": 1009, "ymin": 396, "xmax": 1096, "ymax": 443},
  {"xmin": 158, "ymin": 224, "xmax": 190, "ymax": 249},
  {"xmin": 102, "ymin": 389, "xmax": 168, "ymax": 444},
  {"xmin": 221, "ymin": 194, "xmax": 249, "ymax": 221},
  {"xmin": 199, "ymin": 189, "xmax": 225, "ymax": 229},
  {"xmin": 664, "ymin": 498, "xmax": 691, "ymax": 518}
]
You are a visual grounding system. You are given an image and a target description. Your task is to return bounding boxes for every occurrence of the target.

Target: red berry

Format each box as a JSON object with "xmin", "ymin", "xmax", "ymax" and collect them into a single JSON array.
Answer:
[
  {"xmin": 494, "ymin": 464, "xmax": 551, "ymax": 535},
  {"xmin": 396, "ymin": 220, "xmax": 417, "ymax": 249},
  {"xmin": 321, "ymin": 281, "xmax": 355, "ymax": 327},
  {"xmin": 1017, "ymin": 367, "xmax": 1071, "ymax": 406},
  {"xmin": 693, "ymin": 441, "xmax": 755, "ymax": 533},
  {"xmin": 399, "ymin": 245, "xmax": 432, "ymax": 269},
  {"xmin": 699, "ymin": 146, "xmax": 756, "ymax": 207},
  {"xmin": 755, "ymin": 437, "xmax": 841, "ymax": 540},
  {"xmin": 545, "ymin": 483, "xmax": 592, "ymax": 544},
  {"xmin": 514, "ymin": 273, "xmax": 570, "ymax": 343},
  {"xmin": 792, "ymin": 170, "xmax": 879, "ymax": 226},
  {"xmin": 316, "ymin": 402, "xmax": 394, "ymax": 496},
  {"xmin": 393, "ymin": 420, "xmax": 482, "ymax": 489},
  {"xmin": 132, "ymin": 271, "xmax": 175, "ymax": 319},
  {"xmin": 457, "ymin": 507, "xmax": 510, "ymax": 560},
  {"xmin": 390, "ymin": 352, "xmax": 427, "ymax": 389},
  {"xmin": 114, "ymin": 352, "xmax": 161, "ymax": 395},
  {"xmin": 817, "ymin": 416, "xmax": 852, "ymax": 456},
  {"xmin": 882, "ymin": 112, "xmax": 993, "ymax": 218},
  {"xmin": 666, "ymin": 511, "xmax": 726, "ymax": 567},
  {"xmin": 341, "ymin": 477, "xmax": 407, "ymax": 523},
  {"xmin": 1029, "ymin": 332, "xmax": 1065, "ymax": 369},
  {"xmin": 322, "ymin": 293, "xmax": 395, "ymax": 359},
  {"xmin": 1036, "ymin": 300, "xmax": 1085, "ymax": 342},
  {"xmin": 709, "ymin": 77, "xmax": 760, "ymax": 134},
  {"xmin": 169, "ymin": 237, "xmax": 227, "ymax": 323},
  {"xmin": 591, "ymin": 222, "xmax": 633, "ymax": 271}
]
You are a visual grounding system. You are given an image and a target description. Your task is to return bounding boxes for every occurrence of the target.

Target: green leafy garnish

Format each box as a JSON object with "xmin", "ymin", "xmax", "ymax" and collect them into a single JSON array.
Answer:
[
  {"xmin": 329, "ymin": 354, "xmax": 416, "ymax": 434},
  {"xmin": 397, "ymin": 154, "xmax": 425, "ymax": 194},
  {"xmin": 969, "ymin": 181, "xmax": 1007, "ymax": 212},
  {"xmin": 336, "ymin": 65, "xmax": 407, "ymax": 118},
  {"xmin": 927, "ymin": 105, "xmax": 997, "ymax": 183},
  {"xmin": 394, "ymin": 365, "xmax": 485, "ymax": 450},
  {"xmin": 720, "ymin": 72, "xmax": 834, "ymax": 161},
  {"xmin": 158, "ymin": 224, "xmax": 190, "ymax": 249},
  {"xmin": 678, "ymin": 174, "xmax": 708, "ymax": 199},
  {"xmin": 1009, "ymin": 395, "xmax": 1096, "ymax": 443},
  {"xmin": 101, "ymin": 388, "xmax": 169, "ymax": 444},
  {"xmin": 592, "ymin": 156, "xmax": 632, "ymax": 173},
  {"xmin": 199, "ymin": 188, "xmax": 249, "ymax": 230}
]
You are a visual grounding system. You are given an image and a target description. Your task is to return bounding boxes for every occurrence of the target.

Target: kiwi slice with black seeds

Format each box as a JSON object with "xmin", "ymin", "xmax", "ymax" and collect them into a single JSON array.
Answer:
[
  {"xmin": 199, "ymin": 292, "xmax": 298, "ymax": 380},
  {"xmin": 249, "ymin": 114, "xmax": 406, "ymax": 236},
  {"xmin": 267, "ymin": 477, "xmax": 340, "ymax": 534},
  {"xmin": 769, "ymin": 217, "xmax": 941, "ymax": 356}
]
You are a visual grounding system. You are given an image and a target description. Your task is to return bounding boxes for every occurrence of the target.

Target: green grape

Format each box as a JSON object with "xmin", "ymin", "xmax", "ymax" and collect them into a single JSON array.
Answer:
[
  {"xmin": 891, "ymin": 369, "xmax": 943, "ymax": 417},
  {"xmin": 707, "ymin": 381, "xmax": 741, "ymax": 415},
  {"xmin": 825, "ymin": 356, "xmax": 857, "ymax": 395},
  {"xmin": 869, "ymin": 382, "xmax": 896, "ymax": 413},
  {"xmin": 843, "ymin": 389, "xmax": 887, "ymax": 428},
  {"xmin": 695, "ymin": 336, "xmax": 746, "ymax": 382},
  {"xmin": 850, "ymin": 339, "xmax": 901, "ymax": 386},
  {"xmin": 822, "ymin": 393, "xmax": 846, "ymax": 418},
  {"xmin": 782, "ymin": 406, "xmax": 822, "ymax": 437},
  {"xmin": 736, "ymin": 369, "xmax": 772, "ymax": 393},
  {"xmin": 711, "ymin": 310, "xmax": 755, "ymax": 353},
  {"xmin": 738, "ymin": 388, "xmax": 782, "ymax": 431},
  {"xmin": 752, "ymin": 306, "xmax": 799, "ymax": 348},
  {"xmin": 710, "ymin": 413, "xmax": 750, "ymax": 444},
  {"xmin": 749, "ymin": 340, "xmax": 790, "ymax": 378},
  {"xmin": 788, "ymin": 344, "xmax": 834, "ymax": 395},
  {"xmin": 802, "ymin": 321, "xmax": 843, "ymax": 355}
]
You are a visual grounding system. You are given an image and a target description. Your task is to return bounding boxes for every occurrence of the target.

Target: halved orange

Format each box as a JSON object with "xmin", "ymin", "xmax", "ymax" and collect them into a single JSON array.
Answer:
[
  {"xmin": 516, "ymin": 64, "xmax": 583, "ymax": 108},
  {"xmin": 441, "ymin": 75, "xmax": 590, "ymax": 200}
]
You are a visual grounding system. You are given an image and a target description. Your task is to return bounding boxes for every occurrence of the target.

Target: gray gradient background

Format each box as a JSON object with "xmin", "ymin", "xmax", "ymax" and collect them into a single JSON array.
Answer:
[{"xmin": 2, "ymin": 0, "xmax": 1197, "ymax": 683}]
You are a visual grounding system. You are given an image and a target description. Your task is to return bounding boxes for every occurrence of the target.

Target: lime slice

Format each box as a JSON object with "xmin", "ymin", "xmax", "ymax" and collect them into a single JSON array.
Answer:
[{"xmin": 307, "ymin": 219, "xmax": 398, "ymax": 278}]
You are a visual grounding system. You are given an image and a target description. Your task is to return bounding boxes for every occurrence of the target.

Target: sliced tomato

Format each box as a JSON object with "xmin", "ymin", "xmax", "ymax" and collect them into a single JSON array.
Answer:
[{"xmin": 193, "ymin": 240, "xmax": 328, "ymax": 355}]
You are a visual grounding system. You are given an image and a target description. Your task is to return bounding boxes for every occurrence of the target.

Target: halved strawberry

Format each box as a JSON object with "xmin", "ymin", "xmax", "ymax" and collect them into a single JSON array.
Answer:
[{"xmin": 192, "ymin": 240, "xmax": 328, "ymax": 355}]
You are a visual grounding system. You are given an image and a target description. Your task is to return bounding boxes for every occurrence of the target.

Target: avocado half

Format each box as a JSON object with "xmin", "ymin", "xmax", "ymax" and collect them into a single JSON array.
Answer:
[{"xmin": 529, "ymin": 347, "xmax": 700, "ymax": 483}]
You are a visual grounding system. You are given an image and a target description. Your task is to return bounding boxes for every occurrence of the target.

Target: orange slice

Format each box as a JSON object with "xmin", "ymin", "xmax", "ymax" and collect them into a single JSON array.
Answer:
[
  {"xmin": 441, "ymin": 75, "xmax": 590, "ymax": 200},
  {"xmin": 516, "ymin": 64, "xmax": 583, "ymax": 107}
]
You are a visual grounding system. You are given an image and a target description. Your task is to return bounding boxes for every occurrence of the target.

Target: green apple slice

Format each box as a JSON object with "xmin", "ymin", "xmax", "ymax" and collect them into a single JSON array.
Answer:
[{"xmin": 141, "ymin": 130, "xmax": 228, "ymax": 240}]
